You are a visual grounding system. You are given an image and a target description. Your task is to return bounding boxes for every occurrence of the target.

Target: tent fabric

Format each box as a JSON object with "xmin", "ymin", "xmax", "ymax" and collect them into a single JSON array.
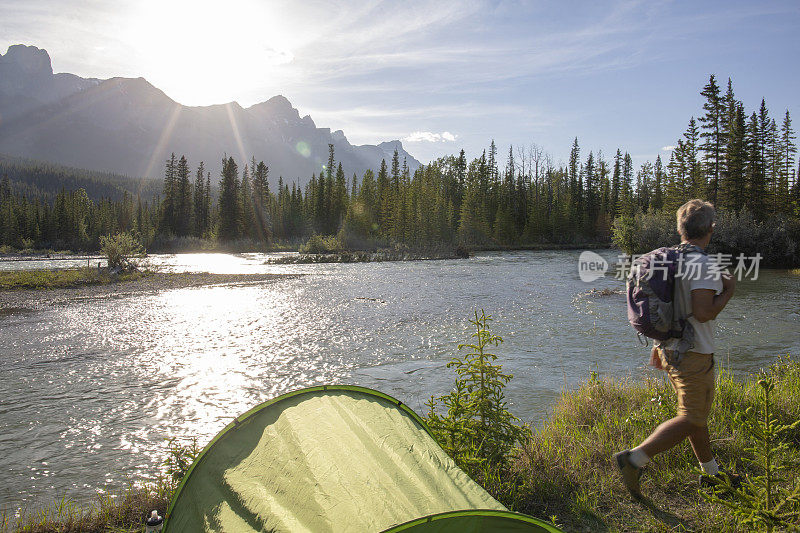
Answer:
[{"xmin": 164, "ymin": 385, "xmax": 561, "ymax": 533}]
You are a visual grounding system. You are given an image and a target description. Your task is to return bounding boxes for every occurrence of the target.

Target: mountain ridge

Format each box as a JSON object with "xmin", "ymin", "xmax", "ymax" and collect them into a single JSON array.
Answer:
[{"xmin": 0, "ymin": 44, "xmax": 421, "ymax": 187}]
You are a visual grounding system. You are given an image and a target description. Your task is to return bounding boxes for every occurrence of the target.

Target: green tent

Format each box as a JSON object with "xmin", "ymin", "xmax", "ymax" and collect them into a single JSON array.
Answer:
[{"xmin": 164, "ymin": 385, "xmax": 561, "ymax": 532}]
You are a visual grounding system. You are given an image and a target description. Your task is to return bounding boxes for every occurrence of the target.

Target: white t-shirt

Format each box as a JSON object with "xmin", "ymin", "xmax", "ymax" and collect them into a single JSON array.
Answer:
[{"xmin": 664, "ymin": 251, "xmax": 723, "ymax": 354}]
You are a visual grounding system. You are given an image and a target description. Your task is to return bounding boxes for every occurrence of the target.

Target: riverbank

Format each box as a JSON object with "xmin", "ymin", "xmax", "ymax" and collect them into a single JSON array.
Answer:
[
  {"xmin": 1, "ymin": 242, "xmax": 611, "ymax": 260},
  {"xmin": 266, "ymin": 247, "xmax": 469, "ymax": 264},
  {"xmin": 5, "ymin": 359, "xmax": 797, "ymax": 532},
  {"xmin": 0, "ymin": 270, "xmax": 294, "ymax": 312},
  {"xmin": 493, "ymin": 357, "xmax": 800, "ymax": 532}
]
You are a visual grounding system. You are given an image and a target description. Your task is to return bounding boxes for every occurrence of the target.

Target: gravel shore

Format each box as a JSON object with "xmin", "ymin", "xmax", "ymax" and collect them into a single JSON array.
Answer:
[{"xmin": 0, "ymin": 272, "xmax": 295, "ymax": 313}]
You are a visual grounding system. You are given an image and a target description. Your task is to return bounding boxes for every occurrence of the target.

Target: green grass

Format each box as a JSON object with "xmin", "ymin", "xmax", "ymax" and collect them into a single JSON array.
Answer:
[
  {"xmin": 1, "ymin": 480, "xmax": 172, "ymax": 533},
  {"xmin": 487, "ymin": 357, "xmax": 800, "ymax": 532},
  {"xmin": 4, "ymin": 359, "xmax": 798, "ymax": 532},
  {"xmin": 0, "ymin": 268, "xmax": 146, "ymax": 290}
]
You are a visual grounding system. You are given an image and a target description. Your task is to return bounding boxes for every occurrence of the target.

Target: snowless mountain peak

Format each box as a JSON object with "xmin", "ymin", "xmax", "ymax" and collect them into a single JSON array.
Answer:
[
  {"xmin": 0, "ymin": 44, "xmax": 423, "ymax": 184},
  {"xmin": 0, "ymin": 44, "xmax": 53, "ymax": 76}
]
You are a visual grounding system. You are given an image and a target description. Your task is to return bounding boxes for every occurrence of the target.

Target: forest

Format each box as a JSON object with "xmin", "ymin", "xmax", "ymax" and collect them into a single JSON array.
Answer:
[{"xmin": 1, "ymin": 75, "xmax": 798, "ymax": 264}]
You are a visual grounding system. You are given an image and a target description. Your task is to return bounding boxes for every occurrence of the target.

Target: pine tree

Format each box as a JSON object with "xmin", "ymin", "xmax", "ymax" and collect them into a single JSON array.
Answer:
[
  {"xmin": 722, "ymin": 103, "xmax": 748, "ymax": 212},
  {"xmin": 618, "ymin": 153, "xmax": 635, "ymax": 217},
  {"xmin": 684, "ymin": 118, "xmax": 705, "ymax": 198},
  {"xmin": 252, "ymin": 161, "xmax": 271, "ymax": 243},
  {"xmin": 218, "ymin": 156, "xmax": 241, "ymax": 241},
  {"xmin": 611, "ymin": 149, "xmax": 622, "ymax": 217},
  {"xmin": 333, "ymin": 162, "xmax": 347, "ymax": 229},
  {"xmin": 240, "ymin": 164, "xmax": 255, "ymax": 239},
  {"xmin": 584, "ymin": 150, "xmax": 597, "ymax": 236},
  {"xmin": 175, "ymin": 155, "xmax": 192, "ymax": 236},
  {"xmin": 652, "ymin": 155, "xmax": 665, "ymax": 211},
  {"xmin": 746, "ymin": 112, "xmax": 768, "ymax": 219},
  {"xmin": 193, "ymin": 162, "xmax": 206, "ymax": 237},
  {"xmin": 779, "ymin": 110, "xmax": 797, "ymax": 215},
  {"xmin": 160, "ymin": 153, "xmax": 177, "ymax": 234},
  {"xmin": 699, "ymin": 74, "xmax": 724, "ymax": 204},
  {"xmin": 377, "ymin": 159, "xmax": 391, "ymax": 237},
  {"xmin": 636, "ymin": 161, "xmax": 653, "ymax": 213}
]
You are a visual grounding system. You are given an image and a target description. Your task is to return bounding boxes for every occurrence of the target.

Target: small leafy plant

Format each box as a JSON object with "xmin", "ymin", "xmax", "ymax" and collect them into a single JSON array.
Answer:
[
  {"xmin": 699, "ymin": 377, "xmax": 800, "ymax": 532},
  {"xmin": 425, "ymin": 310, "xmax": 529, "ymax": 477},
  {"xmin": 100, "ymin": 231, "xmax": 145, "ymax": 271},
  {"xmin": 163, "ymin": 437, "xmax": 201, "ymax": 483}
]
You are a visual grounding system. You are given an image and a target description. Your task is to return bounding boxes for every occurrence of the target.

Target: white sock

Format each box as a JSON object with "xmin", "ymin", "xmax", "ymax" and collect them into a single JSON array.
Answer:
[
  {"xmin": 629, "ymin": 447, "xmax": 650, "ymax": 468},
  {"xmin": 700, "ymin": 458, "xmax": 719, "ymax": 475}
]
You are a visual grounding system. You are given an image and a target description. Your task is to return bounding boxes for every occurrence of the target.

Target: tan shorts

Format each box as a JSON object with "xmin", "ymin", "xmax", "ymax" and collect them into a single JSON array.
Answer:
[{"xmin": 658, "ymin": 349, "xmax": 715, "ymax": 427}]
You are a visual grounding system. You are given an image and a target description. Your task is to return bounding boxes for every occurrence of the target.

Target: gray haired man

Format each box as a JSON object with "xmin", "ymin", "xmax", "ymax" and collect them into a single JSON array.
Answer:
[{"xmin": 614, "ymin": 199, "xmax": 740, "ymax": 499}]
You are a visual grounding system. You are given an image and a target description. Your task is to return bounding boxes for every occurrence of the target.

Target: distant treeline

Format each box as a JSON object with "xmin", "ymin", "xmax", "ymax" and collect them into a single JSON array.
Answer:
[
  {"xmin": 0, "ymin": 75, "xmax": 798, "ymax": 257},
  {"xmin": 0, "ymin": 155, "xmax": 161, "ymax": 202}
]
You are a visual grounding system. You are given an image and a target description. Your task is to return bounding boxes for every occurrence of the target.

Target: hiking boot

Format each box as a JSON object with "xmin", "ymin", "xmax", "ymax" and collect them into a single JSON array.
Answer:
[
  {"xmin": 613, "ymin": 450, "xmax": 643, "ymax": 498},
  {"xmin": 699, "ymin": 470, "xmax": 742, "ymax": 490}
]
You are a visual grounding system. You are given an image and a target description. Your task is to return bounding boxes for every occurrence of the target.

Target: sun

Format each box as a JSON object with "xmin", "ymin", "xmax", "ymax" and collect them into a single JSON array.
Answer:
[{"xmin": 124, "ymin": 0, "xmax": 296, "ymax": 106}]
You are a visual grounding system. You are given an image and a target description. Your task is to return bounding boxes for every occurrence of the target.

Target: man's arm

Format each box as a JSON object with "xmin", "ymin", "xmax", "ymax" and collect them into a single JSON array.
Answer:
[{"xmin": 691, "ymin": 273, "xmax": 735, "ymax": 323}]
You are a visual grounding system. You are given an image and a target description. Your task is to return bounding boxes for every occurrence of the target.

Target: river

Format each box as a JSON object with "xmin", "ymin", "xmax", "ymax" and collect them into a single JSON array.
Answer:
[{"xmin": 0, "ymin": 250, "xmax": 798, "ymax": 512}]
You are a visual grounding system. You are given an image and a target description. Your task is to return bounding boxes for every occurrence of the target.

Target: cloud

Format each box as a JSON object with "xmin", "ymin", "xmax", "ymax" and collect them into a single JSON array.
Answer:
[
  {"xmin": 661, "ymin": 145, "xmax": 676, "ymax": 151},
  {"xmin": 404, "ymin": 131, "xmax": 457, "ymax": 143}
]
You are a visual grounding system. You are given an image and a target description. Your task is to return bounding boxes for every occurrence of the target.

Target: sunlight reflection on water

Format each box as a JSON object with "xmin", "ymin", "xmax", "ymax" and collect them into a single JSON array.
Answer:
[{"xmin": 0, "ymin": 250, "xmax": 798, "ymax": 510}]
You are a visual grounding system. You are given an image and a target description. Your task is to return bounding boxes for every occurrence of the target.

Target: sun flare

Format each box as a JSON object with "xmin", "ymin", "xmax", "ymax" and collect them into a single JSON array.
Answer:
[{"xmin": 125, "ymin": 0, "xmax": 297, "ymax": 105}]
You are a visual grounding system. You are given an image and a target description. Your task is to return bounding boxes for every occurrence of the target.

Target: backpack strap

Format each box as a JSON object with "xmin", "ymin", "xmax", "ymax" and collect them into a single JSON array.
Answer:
[{"xmin": 663, "ymin": 243, "xmax": 705, "ymax": 360}]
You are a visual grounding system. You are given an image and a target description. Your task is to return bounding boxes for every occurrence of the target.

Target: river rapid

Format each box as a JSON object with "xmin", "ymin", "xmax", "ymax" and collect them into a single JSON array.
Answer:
[{"xmin": 1, "ymin": 250, "xmax": 798, "ymax": 511}]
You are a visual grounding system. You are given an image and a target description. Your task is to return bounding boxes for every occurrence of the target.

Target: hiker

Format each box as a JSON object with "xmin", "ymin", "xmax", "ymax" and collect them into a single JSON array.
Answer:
[{"xmin": 615, "ymin": 199, "xmax": 740, "ymax": 498}]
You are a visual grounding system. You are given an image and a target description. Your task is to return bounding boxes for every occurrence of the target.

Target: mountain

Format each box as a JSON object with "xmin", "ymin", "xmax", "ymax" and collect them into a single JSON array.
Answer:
[
  {"xmin": 0, "ymin": 44, "xmax": 100, "ymax": 122},
  {"xmin": 0, "ymin": 45, "xmax": 421, "ymax": 188}
]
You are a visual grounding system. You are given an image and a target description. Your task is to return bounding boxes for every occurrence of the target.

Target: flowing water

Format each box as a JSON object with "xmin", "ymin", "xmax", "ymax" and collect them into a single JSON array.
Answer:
[{"xmin": 0, "ymin": 250, "xmax": 798, "ymax": 511}]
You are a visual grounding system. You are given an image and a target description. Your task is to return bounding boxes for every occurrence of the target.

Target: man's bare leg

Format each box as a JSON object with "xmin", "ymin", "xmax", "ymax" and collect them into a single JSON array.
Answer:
[{"xmin": 637, "ymin": 416, "xmax": 695, "ymax": 458}]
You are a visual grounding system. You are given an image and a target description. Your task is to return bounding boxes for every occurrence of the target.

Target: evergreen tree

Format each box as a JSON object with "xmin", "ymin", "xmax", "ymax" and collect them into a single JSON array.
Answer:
[
  {"xmin": 584, "ymin": 151, "xmax": 597, "ymax": 236},
  {"xmin": 218, "ymin": 156, "xmax": 241, "ymax": 241},
  {"xmin": 746, "ymin": 111, "xmax": 768, "ymax": 219},
  {"xmin": 240, "ymin": 164, "xmax": 255, "ymax": 239},
  {"xmin": 160, "ymin": 153, "xmax": 177, "ymax": 234},
  {"xmin": 175, "ymin": 155, "xmax": 192, "ymax": 236},
  {"xmin": 699, "ymin": 74, "xmax": 724, "ymax": 204},
  {"xmin": 377, "ymin": 159, "xmax": 391, "ymax": 236},
  {"xmin": 652, "ymin": 155, "xmax": 665, "ymax": 211},
  {"xmin": 683, "ymin": 118, "xmax": 704, "ymax": 198},
  {"xmin": 252, "ymin": 161, "xmax": 271, "ymax": 242},
  {"xmin": 722, "ymin": 103, "xmax": 748, "ymax": 211},
  {"xmin": 779, "ymin": 110, "xmax": 796, "ymax": 215},
  {"xmin": 193, "ymin": 162, "xmax": 206, "ymax": 237},
  {"xmin": 618, "ymin": 153, "xmax": 635, "ymax": 217},
  {"xmin": 611, "ymin": 149, "xmax": 622, "ymax": 217}
]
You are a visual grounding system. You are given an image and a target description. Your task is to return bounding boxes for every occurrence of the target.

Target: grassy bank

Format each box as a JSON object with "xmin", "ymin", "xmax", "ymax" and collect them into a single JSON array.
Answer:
[
  {"xmin": 0, "ymin": 267, "xmax": 147, "ymax": 290},
  {"xmin": 490, "ymin": 359, "xmax": 800, "ymax": 532},
  {"xmin": 5, "ymin": 359, "xmax": 798, "ymax": 532},
  {"xmin": 1, "ymin": 481, "xmax": 172, "ymax": 533},
  {"xmin": 266, "ymin": 248, "xmax": 469, "ymax": 264}
]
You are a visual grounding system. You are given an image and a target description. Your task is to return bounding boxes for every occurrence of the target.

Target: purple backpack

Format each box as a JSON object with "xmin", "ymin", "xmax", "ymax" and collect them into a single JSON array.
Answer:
[{"xmin": 625, "ymin": 244, "xmax": 703, "ymax": 343}]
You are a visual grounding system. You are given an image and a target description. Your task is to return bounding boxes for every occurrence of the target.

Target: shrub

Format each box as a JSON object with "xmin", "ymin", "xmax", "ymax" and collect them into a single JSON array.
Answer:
[
  {"xmin": 163, "ymin": 437, "xmax": 201, "ymax": 483},
  {"xmin": 611, "ymin": 215, "xmax": 639, "ymax": 255},
  {"xmin": 100, "ymin": 232, "xmax": 145, "ymax": 271},
  {"xmin": 611, "ymin": 208, "xmax": 800, "ymax": 267},
  {"xmin": 298, "ymin": 234, "xmax": 342, "ymax": 254},
  {"xmin": 425, "ymin": 310, "xmax": 529, "ymax": 477},
  {"xmin": 699, "ymin": 375, "xmax": 800, "ymax": 531}
]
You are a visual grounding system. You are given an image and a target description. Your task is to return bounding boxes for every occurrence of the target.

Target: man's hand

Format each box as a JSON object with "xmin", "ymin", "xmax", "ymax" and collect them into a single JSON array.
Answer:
[
  {"xmin": 650, "ymin": 346, "xmax": 664, "ymax": 370},
  {"xmin": 721, "ymin": 271, "xmax": 736, "ymax": 295}
]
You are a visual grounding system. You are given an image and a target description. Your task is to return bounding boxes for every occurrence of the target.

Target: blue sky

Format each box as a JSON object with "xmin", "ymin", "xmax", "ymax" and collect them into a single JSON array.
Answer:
[{"xmin": 1, "ymin": 0, "xmax": 798, "ymax": 168}]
